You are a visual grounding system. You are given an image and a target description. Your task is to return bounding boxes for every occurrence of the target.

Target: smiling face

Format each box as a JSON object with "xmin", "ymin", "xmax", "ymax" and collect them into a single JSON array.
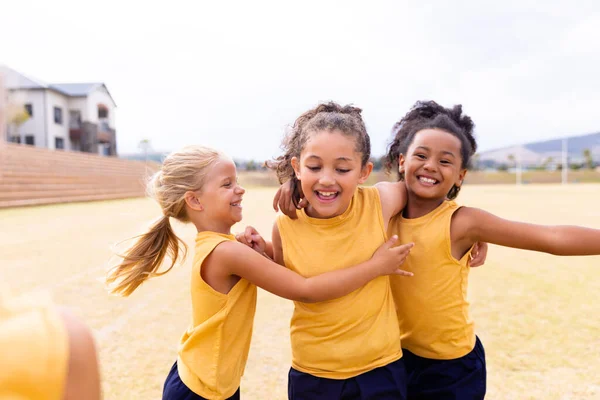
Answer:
[
  {"xmin": 292, "ymin": 129, "xmax": 372, "ymax": 219},
  {"xmin": 195, "ymin": 157, "xmax": 245, "ymax": 228},
  {"xmin": 399, "ymin": 128, "xmax": 467, "ymax": 201}
]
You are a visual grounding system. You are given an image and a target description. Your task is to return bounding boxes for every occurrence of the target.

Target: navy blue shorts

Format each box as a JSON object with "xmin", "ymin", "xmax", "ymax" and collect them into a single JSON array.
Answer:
[
  {"xmin": 402, "ymin": 336, "xmax": 486, "ymax": 400},
  {"xmin": 288, "ymin": 358, "xmax": 407, "ymax": 400},
  {"xmin": 162, "ymin": 361, "xmax": 241, "ymax": 400}
]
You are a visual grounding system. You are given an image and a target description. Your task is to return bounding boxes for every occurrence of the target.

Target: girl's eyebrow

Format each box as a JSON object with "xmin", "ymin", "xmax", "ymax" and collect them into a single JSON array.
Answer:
[
  {"xmin": 415, "ymin": 146, "xmax": 456, "ymax": 158},
  {"xmin": 306, "ymin": 155, "xmax": 354, "ymax": 162}
]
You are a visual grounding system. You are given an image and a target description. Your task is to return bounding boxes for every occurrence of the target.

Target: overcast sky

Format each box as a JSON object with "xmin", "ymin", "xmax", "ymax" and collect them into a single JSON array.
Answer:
[{"xmin": 2, "ymin": 0, "xmax": 599, "ymax": 161}]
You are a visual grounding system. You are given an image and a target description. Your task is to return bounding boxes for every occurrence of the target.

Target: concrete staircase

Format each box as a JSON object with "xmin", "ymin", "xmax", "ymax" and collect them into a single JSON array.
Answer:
[{"xmin": 0, "ymin": 142, "xmax": 159, "ymax": 208}]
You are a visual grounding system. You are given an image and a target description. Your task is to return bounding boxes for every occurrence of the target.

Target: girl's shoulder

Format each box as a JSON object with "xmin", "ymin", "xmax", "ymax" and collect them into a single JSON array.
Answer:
[{"xmin": 194, "ymin": 231, "xmax": 237, "ymax": 262}]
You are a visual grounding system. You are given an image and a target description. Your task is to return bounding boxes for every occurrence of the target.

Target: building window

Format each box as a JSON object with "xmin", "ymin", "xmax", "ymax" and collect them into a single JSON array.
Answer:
[
  {"xmin": 24, "ymin": 104, "xmax": 33, "ymax": 117},
  {"xmin": 54, "ymin": 107, "xmax": 63, "ymax": 124},
  {"xmin": 9, "ymin": 135, "xmax": 21, "ymax": 144},
  {"xmin": 55, "ymin": 137, "xmax": 65, "ymax": 150},
  {"xmin": 25, "ymin": 135, "xmax": 35, "ymax": 145},
  {"xmin": 98, "ymin": 105, "xmax": 108, "ymax": 119},
  {"xmin": 69, "ymin": 110, "xmax": 82, "ymax": 129}
]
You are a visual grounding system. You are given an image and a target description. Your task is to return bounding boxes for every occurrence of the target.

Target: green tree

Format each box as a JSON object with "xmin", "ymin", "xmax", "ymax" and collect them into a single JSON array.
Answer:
[
  {"xmin": 583, "ymin": 148, "xmax": 594, "ymax": 169},
  {"xmin": 507, "ymin": 154, "xmax": 515, "ymax": 168},
  {"xmin": 138, "ymin": 138, "xmax": 152, "ymax": 164},
  {"xmin": 6, "ymin": 103, "xmax": 29, "ymax": 142},
  {"xmin": 541, "ymin": 156, "xmax": 554, "ymax": 170},
  {"xmin": 246, "ymin": 160, "xmax": 258, "ymax": 171},
  {"xmin": 371, "ymin": 156, "xmax": 384, "ymax": 171},
  {"xmin": 469, "ymin": 154, "xmax": 480, "ymax": 171}
]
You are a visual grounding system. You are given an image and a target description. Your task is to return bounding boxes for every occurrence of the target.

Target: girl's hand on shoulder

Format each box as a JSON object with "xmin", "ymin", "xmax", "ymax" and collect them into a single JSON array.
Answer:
[
  {"xmin": 371, "ymin": 235, "xmax": 414, "ymax": 277},
  {"xmin": 273, "ymin": 180, "xmax": 307, "ymax": 219},
  {"xmin": 235, "ymin": 226, "xmax": 267, "ymax": 254},
  {"xmin": 469, "ymin": 242, "xmax": 488, "ymax": 268}
]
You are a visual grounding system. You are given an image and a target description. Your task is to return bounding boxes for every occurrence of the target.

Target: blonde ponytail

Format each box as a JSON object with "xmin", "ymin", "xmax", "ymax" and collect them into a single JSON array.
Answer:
[{"xmin": 106, "ymin": 145, "xmax": 225, "ymax": 296}]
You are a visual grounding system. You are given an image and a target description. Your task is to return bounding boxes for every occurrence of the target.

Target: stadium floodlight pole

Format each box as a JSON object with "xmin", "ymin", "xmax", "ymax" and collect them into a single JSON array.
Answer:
[
  {"xmin": 516, "ymin": 147, "xmax": 522, "ymax": 186},
  {"xmin": 562, "ymin": 137, "xmax": 568, "ymax": 184}
]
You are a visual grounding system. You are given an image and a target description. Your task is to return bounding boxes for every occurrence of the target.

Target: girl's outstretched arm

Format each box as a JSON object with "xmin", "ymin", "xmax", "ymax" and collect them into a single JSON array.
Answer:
[
  {"xmin": 452, "ymin": 207, "xmax": 600, "ymax": 256},
  {"xmin": 209, "ymin": 230, "xmax": 413, "ymax": 303}
]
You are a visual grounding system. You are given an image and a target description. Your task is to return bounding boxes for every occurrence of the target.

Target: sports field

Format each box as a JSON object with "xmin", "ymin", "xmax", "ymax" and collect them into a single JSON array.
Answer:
[{"xmin": 2, "ymin": 184, "xmax": 599, "ymax": 399}]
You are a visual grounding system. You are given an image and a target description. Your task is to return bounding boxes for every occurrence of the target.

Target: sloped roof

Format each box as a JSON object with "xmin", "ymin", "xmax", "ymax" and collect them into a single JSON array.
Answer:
[
  {"xmin": 50, "ymin": 82, "xmax": 116, "ymax": 106},
  {"xmin": 50, "ymin": 83, "xmax": 103, "ymax": 96},
  {"xmin": 1, "ymin": 66, "xmax": 116, "ymax": 106},
  {"xmin": 1, "ymin": 65, "xmax": 48, "ymax": 89}
]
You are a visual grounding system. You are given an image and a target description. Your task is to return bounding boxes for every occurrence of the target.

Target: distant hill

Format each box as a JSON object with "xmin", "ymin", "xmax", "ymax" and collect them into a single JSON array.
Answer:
[
  {"xmin": 120, "ymin": 152, "xmax": 168, "ymax": 163},
  {"xmin": 119, "ymin": 153, "xmax": 263, "ymax": 170},
  {"xmin": 478, "ymin": 131, "xmax": 600, "ymax": 167}
]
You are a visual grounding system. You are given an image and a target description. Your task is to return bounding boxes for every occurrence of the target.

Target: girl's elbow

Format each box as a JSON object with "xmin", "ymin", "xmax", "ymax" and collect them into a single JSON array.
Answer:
[{"xmin": 295, "ymin": 287, "xmax": 320, "ymax": 303}]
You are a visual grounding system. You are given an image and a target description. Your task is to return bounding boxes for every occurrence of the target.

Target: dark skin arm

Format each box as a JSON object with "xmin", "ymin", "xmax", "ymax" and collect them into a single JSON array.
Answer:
[{"xmin": 451, "ymin": 206, "xmax": 600, "ymax": 259}]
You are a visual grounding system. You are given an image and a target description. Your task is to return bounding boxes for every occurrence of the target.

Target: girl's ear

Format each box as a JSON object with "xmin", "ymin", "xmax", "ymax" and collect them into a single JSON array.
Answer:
[
  {"xmin": 184, "ymin": 191, "xmax": 203, "ymax": 211},
  {"xmin": 456, "ymin": 169, "xmax": 468, "ymax": 187},
  {"xmin": 398, "ymin": 154, "xmax": 406, "ymax": 175},
  {"xmin": 358, "ymin": 161, "xmax": 373, "ymax": 184},
  {"xmin": 291, "ymin": 157, "xmax": 301, "ymax": 180}
]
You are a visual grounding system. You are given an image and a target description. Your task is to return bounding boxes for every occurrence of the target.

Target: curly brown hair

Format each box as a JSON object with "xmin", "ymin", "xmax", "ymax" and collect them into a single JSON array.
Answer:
[
  {"xmin": 385, "ymin": 100, "xmax": 477, "ymax": 200},
  {"xmin": 267, "ymin": 101, "xmax": 371, "ymax": 207}
]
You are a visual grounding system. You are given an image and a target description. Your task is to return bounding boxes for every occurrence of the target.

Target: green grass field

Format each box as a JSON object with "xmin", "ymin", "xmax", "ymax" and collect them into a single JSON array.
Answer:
[{"xmin": 2, "ymin": 185, "xmax": 600, "ymax": 399}]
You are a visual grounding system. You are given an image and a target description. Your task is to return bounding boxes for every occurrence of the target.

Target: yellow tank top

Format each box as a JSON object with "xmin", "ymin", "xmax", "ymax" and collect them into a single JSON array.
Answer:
[
  {"xmin": 0, "ymin": 290, "xmax": 68, "ymax": 400},
  {"xmin": 277, "ymin": 186, "xmax": 402, "ymax": 379},
  {"xmin": 388, "ymin": 200, "xmax": 474, "ymax": 360},
  {"xmin": 177, "ymin": 231, "xmax": 257, "ymax": 399}
]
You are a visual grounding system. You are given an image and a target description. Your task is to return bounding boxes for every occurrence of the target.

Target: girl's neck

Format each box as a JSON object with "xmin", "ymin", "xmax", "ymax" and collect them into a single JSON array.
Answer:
[
  {"xmin": 193, "ymin": 219, "xmax": 233, "ymax": 235},
  {"xmin": 402, "ymin": 192, "xmax": 446, "ymax": 219},
  {"xmin": 304, "ymin": 202, "xmax": 351, "ymax": 219}
]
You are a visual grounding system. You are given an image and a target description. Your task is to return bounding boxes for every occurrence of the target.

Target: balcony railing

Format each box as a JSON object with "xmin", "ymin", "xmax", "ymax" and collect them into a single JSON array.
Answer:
[{"xmin": 99, "ymin": 121, "xmax": 111, "ymax": 133}]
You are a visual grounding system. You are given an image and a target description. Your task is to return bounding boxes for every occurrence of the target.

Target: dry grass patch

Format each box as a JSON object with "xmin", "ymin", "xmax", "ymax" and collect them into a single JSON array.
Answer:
[{"xmin": 2, "ymin": 185, "xmax": 599, "ymax": 399}]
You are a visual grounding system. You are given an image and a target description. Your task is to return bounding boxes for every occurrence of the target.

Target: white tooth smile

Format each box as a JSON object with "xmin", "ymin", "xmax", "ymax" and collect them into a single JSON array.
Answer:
[
  {"xmin": 317, "ymin": 191, "xmax": 337, "ymax": 198},
  {"xmin": 419, "ymin": 177, "xmax": 437, "ymax": 184}
]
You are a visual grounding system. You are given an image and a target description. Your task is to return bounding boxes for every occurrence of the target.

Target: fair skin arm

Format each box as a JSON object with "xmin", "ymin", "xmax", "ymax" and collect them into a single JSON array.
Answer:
[
  {"xmin": 59, "ymin": 309, "xmax": 102, "ymax": 400},
  {"xmin": 203, "ymin": 227, "xmax": 413, "ymax": 303},
  {"xmin": 451, "ymin": 206, "xmax": 600, "ymax": 259}
]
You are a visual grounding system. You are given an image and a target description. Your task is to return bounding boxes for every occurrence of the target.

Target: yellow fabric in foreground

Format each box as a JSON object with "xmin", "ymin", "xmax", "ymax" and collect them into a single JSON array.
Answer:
[{"xmin": 0, "ymin": 290, "xmax": 69, "ymax": 400}]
